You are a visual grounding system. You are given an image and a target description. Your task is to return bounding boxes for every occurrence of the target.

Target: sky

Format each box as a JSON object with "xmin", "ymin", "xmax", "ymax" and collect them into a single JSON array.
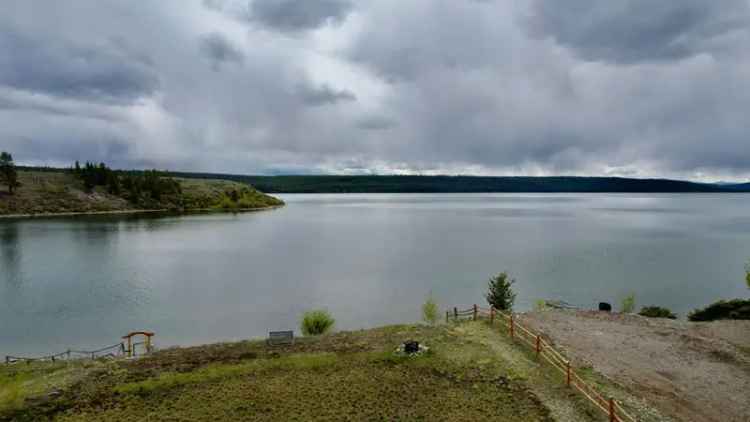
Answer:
[{"xmin": 1, "ymin": 0, "xmax": 749, "ymax": 181}]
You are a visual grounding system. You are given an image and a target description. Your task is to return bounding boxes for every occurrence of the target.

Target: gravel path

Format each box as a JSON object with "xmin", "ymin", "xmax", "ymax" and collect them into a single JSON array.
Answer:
[{"xmin": 519, "ymin": 310, "xmax": 750, "ymax": 422}]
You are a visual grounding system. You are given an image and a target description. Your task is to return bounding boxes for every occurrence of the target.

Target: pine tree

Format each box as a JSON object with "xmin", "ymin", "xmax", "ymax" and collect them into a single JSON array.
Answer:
[
  {"xmin": 485, "ymin": 272, "xmax": 517, "ymax": 311},
  {"xmin": 0, "ymin": 151, "xmax": 19, "ymax": 195}
]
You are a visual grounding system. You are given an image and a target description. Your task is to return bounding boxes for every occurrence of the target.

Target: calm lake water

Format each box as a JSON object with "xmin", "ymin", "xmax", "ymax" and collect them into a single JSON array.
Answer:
[{"xmin": 2, "ymin": 193, "xmax": 749, "ymax": 356}]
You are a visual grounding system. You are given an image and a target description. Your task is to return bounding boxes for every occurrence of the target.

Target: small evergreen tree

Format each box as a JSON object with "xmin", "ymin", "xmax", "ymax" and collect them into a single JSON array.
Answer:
[
  {"xmin": 745, "ymin": 260, "xmax": 750, "ymax": 290},
  {"xmin": 0, "ymin": 151, "xmax": 19, "ymax": 194},
  {"xmin": 485, "ymin": 272, "xmax": 516, "ymax": 311}
]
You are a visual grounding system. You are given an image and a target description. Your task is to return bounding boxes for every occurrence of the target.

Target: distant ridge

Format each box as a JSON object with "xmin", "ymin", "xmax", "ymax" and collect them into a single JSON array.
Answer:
[
  {"xmin": 17, "ymin": 167, "xmax": 750, "ymax": 193},
  {"xmin": 167, "ymin": 173, "xmax": 750, "ymax": 194}
]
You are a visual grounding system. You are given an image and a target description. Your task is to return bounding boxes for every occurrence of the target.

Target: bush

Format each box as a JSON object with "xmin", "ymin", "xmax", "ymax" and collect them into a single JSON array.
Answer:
[
  {"xmin": 745, "ymin": 260, "xmax": 750, "ymax": 290},
  {"xmin": 485, "ymin": 272, "xmax": 516, "ymax": 311},
  {"xmin": 300, "ymin": 310, "xmax": 335, "ymax": 336},
  {"xmin": 422, "ymin": 294, "xmax": 439, "ymax": 325},
  {"xmin": 621, "ymin": 294, "xmax": 635, "ymax": 313},
  {"xmin": 688, "ymin": 299, "xmax": 750, "ymax": 322},
  {"xmin": 638, "ymin": 306, "xmax": 677, "ymax": 319},
  {"xmin": 534, "ymin": 299, "xmax": 547, "ymax": 312}
]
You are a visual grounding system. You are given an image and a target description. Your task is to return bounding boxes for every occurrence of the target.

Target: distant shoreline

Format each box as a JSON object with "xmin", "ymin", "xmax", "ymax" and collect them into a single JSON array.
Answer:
[{"xmin": 0, "ymin": 205, "xmax": 284, "ymax": 220}]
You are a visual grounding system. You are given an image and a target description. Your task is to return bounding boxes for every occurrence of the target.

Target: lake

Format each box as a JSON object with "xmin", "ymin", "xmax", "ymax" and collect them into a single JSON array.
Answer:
[{"xmin": 2, "ymin": 193, "xmax": 749, "ymax": 357}]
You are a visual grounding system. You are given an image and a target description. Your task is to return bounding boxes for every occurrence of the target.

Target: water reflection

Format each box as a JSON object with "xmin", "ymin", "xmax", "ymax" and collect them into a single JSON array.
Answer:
[
  {"xmin": 0, "ymin": 222, "xmax": 22, "ymax": 289},
  {"xmin": 3, "ymin": 194, "xmax": 750, "ymax": 357}
]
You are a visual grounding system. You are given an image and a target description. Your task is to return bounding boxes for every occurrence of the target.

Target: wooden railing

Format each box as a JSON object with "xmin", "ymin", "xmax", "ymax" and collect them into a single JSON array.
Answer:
[
  {"xmin": 4, "ymin": 331, "xmax": 155, "ymax": 365},
  {"xmin": 448, "ymin": 305, "xmax": 637, "ymax": 422}
]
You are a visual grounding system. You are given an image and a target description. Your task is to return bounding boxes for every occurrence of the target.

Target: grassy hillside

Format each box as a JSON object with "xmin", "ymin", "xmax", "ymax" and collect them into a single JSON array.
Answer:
[
  {"xmin": 0, "ymin": 171, "xmax": 283, "ymax": 216},
  {"xmin": 169, "ymin": 173, "xmax": 741, "ymax": 193},
  {"xmin": 0, "ymin": 321, "xmax": 653, "ymax": 422}
]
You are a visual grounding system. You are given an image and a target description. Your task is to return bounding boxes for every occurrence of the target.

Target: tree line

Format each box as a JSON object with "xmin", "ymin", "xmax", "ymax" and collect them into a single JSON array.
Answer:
[{"xmin": 73, "ymin": 161, "xmax": 181, "ymax": 205}]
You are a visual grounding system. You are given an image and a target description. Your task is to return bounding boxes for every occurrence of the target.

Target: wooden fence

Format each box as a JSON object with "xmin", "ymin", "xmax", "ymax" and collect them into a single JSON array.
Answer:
[
  {"xmin": 5, "ymin": 331, "xmax": 155, "ymax": 364},
  {"xmin": 447, "ymin": 305, "xmax": 637, "ymax": 422}
]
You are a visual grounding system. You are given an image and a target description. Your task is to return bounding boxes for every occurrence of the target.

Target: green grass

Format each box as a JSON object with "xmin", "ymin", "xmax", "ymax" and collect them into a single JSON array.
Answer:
[
  {"xmin": 3, "ymin": 321, "xmax": 664, "ymax": 421},
  {"xmin": 0, "ymin": 360, "xmax": 99, "ymax": 416},
  {"xmin": 3, "ymin": 324, "xmax": 566, "ymax": 421},
  {"xmin": 113, "ymin": 353, "xmax": 338, "ymax": 395}
]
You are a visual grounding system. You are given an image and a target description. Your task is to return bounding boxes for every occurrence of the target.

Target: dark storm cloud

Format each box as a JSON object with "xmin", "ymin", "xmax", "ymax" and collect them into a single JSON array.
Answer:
[
  {"xmin": 527, "ymin": 0, "xmax": 750, "ymax": 63},
  {"xmin": 0, "ymin": 27, "xmax": 159, "ymax": 104},
  {"xmin": 1, "ymin": 0, "xmax": 750, "ymax": 181},
  {"xmin": 249, "ymin": 0, "xmax": 353, "ymax": 31},
  {"xmin": 355, "ymin": 115, "xmax": 397, "ymax": 131},
  {"xmin": 199, "ymin": 32, "xmax": 244, "ymax": 69},
  {"xmin": 296, "ymin": 83, "xmax": 356, "ymax": 106}
]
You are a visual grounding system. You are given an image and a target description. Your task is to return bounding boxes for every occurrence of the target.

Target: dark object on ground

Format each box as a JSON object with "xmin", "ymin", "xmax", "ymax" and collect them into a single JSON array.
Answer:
[
  {"xmin": 267, "ymin": 331, "xmax": 294, "ymax": 346},
  {"xmin": 688, "ymin": 299, "xmax": 750, "ymax": 321},
  {"xmin": 639, "ymin": 306, "xmax": 677, "ymax": 319},
  {"xmin": 599, "ymin": 302, "xmax": 612, "ymax": 312},
  {"xmin": 404, "ymin": 341, "xmax": 420, "ymax": 354}
]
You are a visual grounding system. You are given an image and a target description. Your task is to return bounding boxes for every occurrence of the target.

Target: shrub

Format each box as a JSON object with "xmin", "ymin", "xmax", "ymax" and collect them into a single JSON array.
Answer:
[
  {"xmin": 422, "ymin": 294, "xmax": 439, "ymax": 325},
  {"xmin": 485, "ymin": 272, "xmax": 516, "ymax": 311},
  {"xmin": 745, "ymin": 260, "xmax": 750, "ymax": 290},
  {"xmin": 534, "ymin": 299, "xmax": 547, "ymax": 312},
  {"xmin": 621, "ymin": 294, "xmax": 635, "ymax": 313},
  {"xmin": 688, "ymin": 299, "xmax": 750, "ymax": 322},
  {"xmin": 300, "ymin": 310, "xmax": 335, "ymax": 336},
  {"xmin": 638, "ymin": 306, "xmax": 677, "ymax": 319}
]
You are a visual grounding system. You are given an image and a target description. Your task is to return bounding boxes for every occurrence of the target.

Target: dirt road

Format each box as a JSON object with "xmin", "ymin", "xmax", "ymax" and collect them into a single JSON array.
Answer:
[{"xmin": 519, "ymin": 310, "xmax": 750, "ymax": 422}]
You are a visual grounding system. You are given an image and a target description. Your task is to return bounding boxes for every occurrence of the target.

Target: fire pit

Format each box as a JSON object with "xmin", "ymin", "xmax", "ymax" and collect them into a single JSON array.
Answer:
[{"xmin": 395, "ymin": 340, "xmax": 429, "ymax": 356}]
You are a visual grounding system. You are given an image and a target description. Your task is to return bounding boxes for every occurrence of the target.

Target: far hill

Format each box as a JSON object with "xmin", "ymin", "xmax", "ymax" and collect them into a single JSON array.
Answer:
[
  {"xmin": 720, "ymin": 182, "xmax": 750, "ymax": 191},
  {"xmin": 168, "ymin": 173, "xmax": 749, "ymax": 194},
  {"xmin": 0, "ymin": 170, "xmax": 283, "ymax": 217}
]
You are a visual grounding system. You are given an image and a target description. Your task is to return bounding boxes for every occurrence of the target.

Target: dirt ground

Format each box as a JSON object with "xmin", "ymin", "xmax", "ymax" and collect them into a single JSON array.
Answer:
[{"xmin": 519, "ymin": 310, "xmax": 750, "ymax": 422}]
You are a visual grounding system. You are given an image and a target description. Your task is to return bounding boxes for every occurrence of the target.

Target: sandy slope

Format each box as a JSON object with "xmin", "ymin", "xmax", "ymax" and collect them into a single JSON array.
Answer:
[{"xmin": 519, "ymin": 310, "xmax": 750, "ymax": 422}]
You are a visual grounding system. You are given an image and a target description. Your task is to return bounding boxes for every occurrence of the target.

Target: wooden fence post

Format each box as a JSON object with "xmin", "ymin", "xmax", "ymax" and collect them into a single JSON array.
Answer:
[
  {"xmin": 536, "ymin": 335, "xmax": 541, "ymax": 358},
  {"xmin": 454, "ymin": 307, "xmax": 458, "ymax": 321},
  {"xmin": 609, "ymin": 398, "xmax": 615, "ymax": 422},
  {"xmin": 490, "ymin": 307, "xmax": 495, "ymax": 325},
  {"xmin": 566, "ymin": 361, "xmax": 571, "ymax": 387},
  {"xmin": 473, "ymin": 304, "xmax": 478, "ymax": 321},
  {"xmin": 445, "ymin": 310, "xmax": 449, "ymax": 323},
  {"xmin": 509, "ymin": 313, "xmax": 514, "ymax": 338}
]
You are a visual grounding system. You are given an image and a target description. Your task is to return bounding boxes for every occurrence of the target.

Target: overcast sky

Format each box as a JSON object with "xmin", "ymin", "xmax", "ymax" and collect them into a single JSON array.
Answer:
[{"xmin": 1, "ymin": 1, "xmax": 749, "ymax": 181}]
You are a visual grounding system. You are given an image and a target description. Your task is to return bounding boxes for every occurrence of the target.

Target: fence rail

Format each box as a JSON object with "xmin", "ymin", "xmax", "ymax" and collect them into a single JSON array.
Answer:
[
  {"xmin": 449, "ymin": 305, "xmax": 637, "ymax": 422},
  {"xmin": 5, "ymin": 342, "xmax": 126, "ymax": 364},
  {"xmin": 5, "ymin": 331, "xmax": 155, "ymax": 364}
]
